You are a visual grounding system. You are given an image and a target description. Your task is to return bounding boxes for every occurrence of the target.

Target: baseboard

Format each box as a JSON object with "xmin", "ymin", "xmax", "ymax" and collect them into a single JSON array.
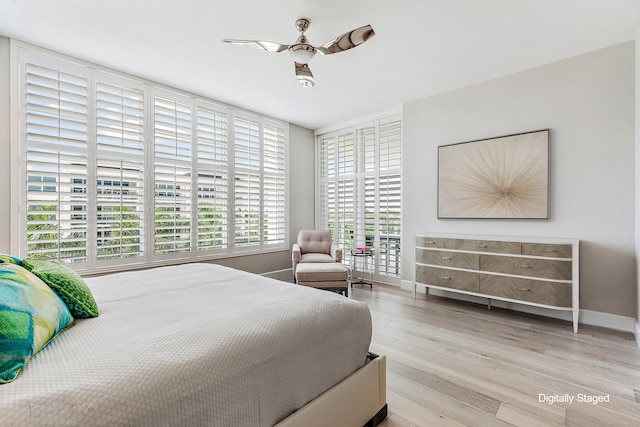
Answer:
[
  {"xmin": 408, "ymin": 283, "xmax": 636, "ymax": 333},
  {"xmin": 400, "ymin": 279, "xmax": 414, "ymax": 290},
  {"xmin": 580, "ymin": 309, "xmax": 636, "ymax": 333}
]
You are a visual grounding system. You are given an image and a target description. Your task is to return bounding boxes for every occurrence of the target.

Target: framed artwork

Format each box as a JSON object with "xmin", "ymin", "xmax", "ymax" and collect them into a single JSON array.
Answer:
[{"xmin": 438, "ymin": 129, "xmax": 549, "ymax": 219}]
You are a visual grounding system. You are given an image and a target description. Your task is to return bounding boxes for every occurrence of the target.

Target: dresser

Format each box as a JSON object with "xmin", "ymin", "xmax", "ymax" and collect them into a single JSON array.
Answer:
[{"xmin": 414, "ymin": 233, "xmax": 579, "ymax": 332}]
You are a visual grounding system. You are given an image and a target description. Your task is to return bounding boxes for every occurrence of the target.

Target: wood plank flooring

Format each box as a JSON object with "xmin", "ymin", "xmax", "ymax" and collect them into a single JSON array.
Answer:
[
  {"xmin": 264, "ymin": 271, "xmax": 640, "ymax": 426},
  {"xmin": 353, "ymin": 283, "xmax": 640, "ymax": 427}
]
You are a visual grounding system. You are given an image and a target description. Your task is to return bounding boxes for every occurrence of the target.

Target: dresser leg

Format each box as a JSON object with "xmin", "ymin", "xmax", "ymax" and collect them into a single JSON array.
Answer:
[{"xmin": 487, "ymin": 298, "xmax": 492, "ymax": 310}]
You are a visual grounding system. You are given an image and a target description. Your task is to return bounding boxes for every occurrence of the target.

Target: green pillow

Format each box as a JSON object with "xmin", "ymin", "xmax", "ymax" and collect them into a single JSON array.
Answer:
[
  {"xmin": 22, "ymin": 259, "xmax": 99, "ymax": 318},
  {"xmin": 0, "ymin": 253, "xmax": 21, "ymax": 265},
  {"xmin": 0, "ymin": 264, "xmax": 74, "ymax": 383}
]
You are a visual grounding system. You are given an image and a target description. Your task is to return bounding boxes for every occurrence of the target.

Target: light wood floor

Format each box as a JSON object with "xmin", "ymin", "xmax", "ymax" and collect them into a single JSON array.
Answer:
[{"xmin": 266, "ymin": 271, "xmax": 640, "ymax": 426}]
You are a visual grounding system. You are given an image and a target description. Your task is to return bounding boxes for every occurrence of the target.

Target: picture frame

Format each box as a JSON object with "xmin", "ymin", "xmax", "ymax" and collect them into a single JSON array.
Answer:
[{"xmin": 438, "ymin": 129, "xmax": 550, "ymax": 219}]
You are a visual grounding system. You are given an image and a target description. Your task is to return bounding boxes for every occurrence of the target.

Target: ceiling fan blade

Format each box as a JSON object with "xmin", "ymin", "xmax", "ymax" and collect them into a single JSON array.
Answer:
[
  {"xmin": 222, "ymin": 39, "xmax": 289, "ymax": 53},
  {"xmin": 295, "ymin": 62, "xmax": 315, "ymax": 88},
  {"xmin": 317, "ymin": 24, "xmax": 375, "ymax": 55}
]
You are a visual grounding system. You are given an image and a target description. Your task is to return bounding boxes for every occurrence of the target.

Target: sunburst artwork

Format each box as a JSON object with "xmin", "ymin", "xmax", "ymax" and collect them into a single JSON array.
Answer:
[{"xmin": 438, "ymin": 130, "xmax": 549, "ymax": 219}]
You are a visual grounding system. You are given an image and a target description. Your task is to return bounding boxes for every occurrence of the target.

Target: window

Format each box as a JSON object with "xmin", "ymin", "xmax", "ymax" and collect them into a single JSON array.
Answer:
[
  {"xmin": 12, "ymin": 43, "xmax": 288, "ymax": 273},
  {"xmin": 316, "ymin": 115, "xmax": 402, "ymax": 280},
  {"xmin": 152, "ymin": 93, "xmax": 193, "ymax": 256},
  {"xmin": 23, "ymin": 61, "xmax": 89, "ymax": 266},
  {"xmin": 95, "ymin": 77, "xmax": 146, "ymax": 262},
  {"xmin": 195, "ymin": 104, "xmax": 229, "ymax": 252}
]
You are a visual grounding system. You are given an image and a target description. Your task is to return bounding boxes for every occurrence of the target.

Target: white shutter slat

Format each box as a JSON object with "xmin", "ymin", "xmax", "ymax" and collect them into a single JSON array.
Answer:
[
  {"xmin": 196, "ymin": 106, "xmax": 229, "ymax": 251},
  {"xmin": 24, "ymin": 62, "xmax": 88, "ymax": 264},
  {"xmin": 154, "ymin": 162, "xmax": 192, "ymax": 255},
  {"xmin": 378, "ymin": 173, "xmax": 401, "ymax": 276},
  {"xmin": 19, "ymin": 48, "xmax": 288, "ymax": 271},
  {"xmin": 26, "ymin": 149, "xmax": 88, "ymax": 263},
  {"xmin": 263, "ymin": 123, "xmax": 286, "ymax": 245},
  {"xmin": 317, "ymin": 117, "xmax": 401, "ymax": 278},
  {"xmin": 95, "ymin": 78, "xmax": 146, "ymax": 263},
  {"xmin": 337, "ymin": 132, "xmax": 355, "ymax": 265},
  {"xmin": 234, "ymin": 172, "xmax": 261, "ymax": 247},
  {"xmin": 338, "ymin": 178, "xmax": 355, "ymax": 267},
  {"xmin": 96, "ymin": 159, "xmax": 144, "ymax": 261},
  {"xmin": 153, "ymin": 96, "xmax": 193, "ymax": 256},
  {"xmin": 233, "ymin": 117, "xmax": 261, "ymax": 248}
]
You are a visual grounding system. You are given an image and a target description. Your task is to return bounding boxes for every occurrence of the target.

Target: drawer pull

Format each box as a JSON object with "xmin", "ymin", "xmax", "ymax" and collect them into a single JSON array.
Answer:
[
  {"xmin": 425, "ymin": 240, "xmax": 435, "ymax": 245},
  {"xmin": 515, "ymin": 264, "xmax": 531, "ymax": 268},
  {"xmin": 440, "ymin": 256, "xmax": 452, "ymax": 260},
  {"xmin": 477, "ymin": 244, "xmax": 488, "ymax": 248},
  {"xmin": 515, "ymin": 287, "xmax": 531, "ymax": 292},
  {"xmin": 438, "ymin": 275, "xmax": 451, "ymax": 280}
]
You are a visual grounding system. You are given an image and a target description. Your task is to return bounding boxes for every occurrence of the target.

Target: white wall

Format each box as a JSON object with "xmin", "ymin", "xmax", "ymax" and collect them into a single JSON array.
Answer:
[
  {"xmin": 288, "ymin": 124, "xmax": 317, "ymax": 239},
  {"xmin": 0, "ymin": 37, "xmax": 10, "ymax": 253},
  {"xmin": 635, "ymin": 29, "xmax": 640, "ymax": 343},
  {"xmin": 403, "ymin": 42, "xmax": 636, "ymax": 320}
]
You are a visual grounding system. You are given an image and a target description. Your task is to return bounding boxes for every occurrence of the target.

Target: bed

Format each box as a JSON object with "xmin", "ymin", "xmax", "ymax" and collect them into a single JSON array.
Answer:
[{"xmin": 0, "ymin": 263, "xmax": 387, "ymax": 427}]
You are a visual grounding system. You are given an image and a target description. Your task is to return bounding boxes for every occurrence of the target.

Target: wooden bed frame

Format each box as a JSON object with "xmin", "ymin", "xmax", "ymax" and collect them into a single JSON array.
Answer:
[{"xmin": 276, "ymin": 353, "xmax": 387, "ymax": 427}]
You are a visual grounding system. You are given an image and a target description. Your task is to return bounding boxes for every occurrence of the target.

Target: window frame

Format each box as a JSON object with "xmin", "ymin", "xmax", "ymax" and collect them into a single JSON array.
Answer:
[{"xmin": 11, "ymin": 41, "xmax": 289, "ymax": 274}]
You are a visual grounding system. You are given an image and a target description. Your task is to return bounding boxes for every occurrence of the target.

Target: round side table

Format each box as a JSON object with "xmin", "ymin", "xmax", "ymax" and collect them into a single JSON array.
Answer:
[{"xmin": 349, "ymin": 248, "xmax": 374, "ymax": 288}]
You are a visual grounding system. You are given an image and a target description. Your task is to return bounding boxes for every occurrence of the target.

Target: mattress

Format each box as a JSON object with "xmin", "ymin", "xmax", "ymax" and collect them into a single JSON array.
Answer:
[{"xmin": 0, "ymin": 263, "xmax": 372, "ymax": 426}]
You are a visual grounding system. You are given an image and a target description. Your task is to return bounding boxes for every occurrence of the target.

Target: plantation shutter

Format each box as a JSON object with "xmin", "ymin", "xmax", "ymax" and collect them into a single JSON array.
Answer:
[
  {"xmin": 262, "ymin": 123, "xmax": 286, "ymax": 246},
  {"xmin": 316, "ymin": 113, "xmax": 402, "ymax": 279},
  {"xmin": 95, "ymin": 78, "xmax": 145, "ymax": 262},
  {"xmin": 196, "ymin": 104, "xmax": 229, "ymax": 251},
  {"xmin": 316, "ymin": 135, "xmax": 333, "ymax": 234},
  {"xmin": 24, "ymin": 62, "xmax": 89, "ymax": 264},
  {"xmin": 378, "ymin": 119, "xmax": 402, "ymax": 276},
  {"xmin": 337, "ymin": 131, "xmax": 355, "ymax": 266},
  {"xmin": 355, "ymin": 125, "xmax": 376, "ymax": 250},
  {"xmin": 15, "ymin": 43, "xmax": 289, "ymax": 273},
  {"xmin": 153, "ymin": 94, "xmax": 193, "ymax": 256},
  {"xmin": 233, "ymin": 116, "xmax": 261, "ymax": 248}
]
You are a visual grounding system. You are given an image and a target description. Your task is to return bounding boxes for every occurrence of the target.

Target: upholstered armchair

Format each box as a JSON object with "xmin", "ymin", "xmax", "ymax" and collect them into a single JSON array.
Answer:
[{"xmin": 292, "ymin": 230, "xmax": 343, "ymax": 282}]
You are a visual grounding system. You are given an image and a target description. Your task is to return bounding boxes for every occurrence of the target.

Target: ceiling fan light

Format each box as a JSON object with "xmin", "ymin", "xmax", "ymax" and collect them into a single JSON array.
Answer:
[
  {"xmin": 299, "ymin": 76, "xmax": 315, "ymax": 88},
  {"xmin": 289, "ymin": 44, "xmax": 316, "ymax": 64},
  {"xmin": 295, "ymin": 62, "xmax": 315, "ymax": 88}
]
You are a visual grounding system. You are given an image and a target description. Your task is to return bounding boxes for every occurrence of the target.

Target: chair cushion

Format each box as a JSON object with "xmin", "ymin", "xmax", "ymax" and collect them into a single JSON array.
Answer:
[
  {"xmin": 300, "ymin": 253, "xmax": 335, "ymax": 264},
  {"xmin": 295, "ymin": 262, "xmax": 348, "ymax": 282},
  {"xmin": 297, "ymin": 230, "xmax": 332, "ymax": 255},
  {"xmin": 297, "ymin": 281, "xmax": 348, "ymax": 290}
]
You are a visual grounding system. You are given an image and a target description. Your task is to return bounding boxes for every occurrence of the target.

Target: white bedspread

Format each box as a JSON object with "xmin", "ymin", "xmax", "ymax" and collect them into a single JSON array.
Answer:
[{"xmin": 0, "ymin": 263, "xmax": 372, "ymax": 427}]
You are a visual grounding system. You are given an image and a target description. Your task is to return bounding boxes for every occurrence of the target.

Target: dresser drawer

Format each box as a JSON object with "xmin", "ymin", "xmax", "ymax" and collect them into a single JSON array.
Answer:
[
  {"xmin": 445, "ymin": 239, "xmax": 521, "ymax": 254},
  {"xmin": 521, "ymin": 243, "xmax": 572, "ymax": 258},
  {"xmin": 416, "ymin": 236, "xmax": 446, "ymax": 248},
  {"xmin": 480, "ymin": 275, "xmax": 572, "ymax": 307},
  {"xmin": 480, "ymin": 255, "xmax": 571, "ymax": 280},
  {"xmin": 416, "ymin": 249, "xmax": 479, "ymax": 270},
  {"xmin": 415, "ymin": 265, "xmax": 479, "ymax": 292}
]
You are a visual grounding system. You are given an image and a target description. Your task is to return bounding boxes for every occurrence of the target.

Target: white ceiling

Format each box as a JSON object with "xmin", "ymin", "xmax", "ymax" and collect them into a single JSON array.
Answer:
[{"xmin": 1, "ymin": 0, "xmax": 639, "ymax": 130}]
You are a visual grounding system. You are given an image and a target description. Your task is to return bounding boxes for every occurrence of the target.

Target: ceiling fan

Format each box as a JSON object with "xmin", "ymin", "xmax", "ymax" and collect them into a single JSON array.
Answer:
[{"xmin": 223, "ymin": 18, "xmax": 375, "ymax": 88}]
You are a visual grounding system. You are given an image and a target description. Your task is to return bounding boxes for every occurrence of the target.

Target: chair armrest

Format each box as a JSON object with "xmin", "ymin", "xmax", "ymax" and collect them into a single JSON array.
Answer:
[
  {"xmin": 331, "ymin": 245, "xmax": 343, "ymax": 263},
  {"xmin": 292, "ymin": 243, "xmax": 301, "ymax": 262}
]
